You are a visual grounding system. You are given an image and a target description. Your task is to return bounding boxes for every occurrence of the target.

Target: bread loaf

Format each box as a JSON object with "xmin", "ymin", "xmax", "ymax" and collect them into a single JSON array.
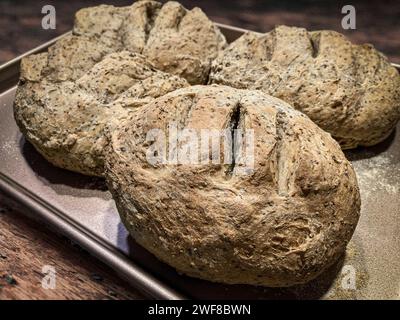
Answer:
[
  {"xmin": 210, "ymin": 25, "xmax": 400, "ymax": 149},
  {"xmin": 14, "ymin": 0, "xmax": 226, "ymax": 176},
  {"xmin": 105, "ymin": 85, "xmax": 361, "ymax": 287},
  {"xmin": 14, "ymin": 51, "xmax": 188, "ymax": 176},
  {"xmin": 74, "ymin": 0, "xmax": 226, "ymax": 84}
]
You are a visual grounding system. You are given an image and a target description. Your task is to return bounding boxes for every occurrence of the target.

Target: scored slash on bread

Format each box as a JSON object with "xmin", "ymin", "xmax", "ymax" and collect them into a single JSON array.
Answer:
[{"xmin": 210, "ymin": 25, "xmax": 400, "ymax": 149}]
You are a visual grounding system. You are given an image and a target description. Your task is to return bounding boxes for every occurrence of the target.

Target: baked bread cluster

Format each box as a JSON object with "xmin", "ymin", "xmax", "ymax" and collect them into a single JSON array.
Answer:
[
  {"xmin": 14, "ymin": 0, "xmax": 225, "ymax": 176},
  {"xmin": 210, "ymin": 25, "xmax": 400, "ymax": 149},
  {"xmin": 15, "ymin": 0, "xmax": 400, "ymax": 288}
]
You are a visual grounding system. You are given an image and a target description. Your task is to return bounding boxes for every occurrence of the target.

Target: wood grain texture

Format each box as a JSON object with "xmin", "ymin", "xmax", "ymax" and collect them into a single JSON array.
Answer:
[{"xmin": 0, "ymin": 192, "xmax": 144, "ymax": 300}]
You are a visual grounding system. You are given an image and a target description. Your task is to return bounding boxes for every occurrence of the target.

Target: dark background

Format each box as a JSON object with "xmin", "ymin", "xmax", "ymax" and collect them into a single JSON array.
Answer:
[{"xmin": 0, "ymin": 0, "xmax": 399, "ymax": 64}]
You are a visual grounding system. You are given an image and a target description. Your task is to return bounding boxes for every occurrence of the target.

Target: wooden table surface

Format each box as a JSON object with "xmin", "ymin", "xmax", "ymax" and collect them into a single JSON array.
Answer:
[
  {"xmin": 0, "ymin": 0, "xmax": 399, "ymax": 300},
  {"xmin": 0, "ymin": 193, "xmax": 143, "ymax": 299}
]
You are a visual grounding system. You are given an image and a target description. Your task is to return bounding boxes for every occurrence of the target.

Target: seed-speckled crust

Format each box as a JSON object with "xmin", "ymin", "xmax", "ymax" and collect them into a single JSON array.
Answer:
[
  {"xmin": 105, "ymin": 85, "xmax": 361, "ymax": 287},
  {"xmin": 73, "ymin": 0, "xmax": 226, "ymax": 84},
  {"xmin": 14, "ymin": 51, "xmax": 189, "ymax": 176},
  {"xmin": 209, "ymin": 25, "xmax": 400, "ymax": 149},
  {"xmin": 142, "ymin": 1, "xmax": 227, "ymax": 84},
  {"xmin": 14, "ymin": 0, "xmax": 225, "ymax": 176}
]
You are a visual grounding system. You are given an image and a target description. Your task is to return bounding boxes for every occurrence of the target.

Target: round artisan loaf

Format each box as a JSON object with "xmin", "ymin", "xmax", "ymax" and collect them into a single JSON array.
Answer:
[
  {"xmin": 14, "ymin": 0, "xmax": 225, "ymax": 176},
  {"xmin": 73, "ymin": 0, "xmax": 227, "ymax": 84},
  {"xmin": 14, "ymin": 51, "xmax": 189, "ymax": 176},
  {"xmin": 104, "ymin": 85, "xmax": 361, "ymax": 287},
  {"xmin": 209, "ymin": 25, "xmax": 400, "ymax": 149}
]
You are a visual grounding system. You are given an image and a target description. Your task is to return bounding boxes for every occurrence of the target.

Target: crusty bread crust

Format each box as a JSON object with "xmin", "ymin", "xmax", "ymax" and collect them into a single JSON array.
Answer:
[
  {"xmin": 210, "ymin": 25, "xmax": 400, "ymax": 149},
  {"xmin": 14, "ymin": 0, "xmax": 227, "ymax": 176},
  {"xmin": 105, "ymin": 85, "xmax": 361, "ymax": 287},
  {"xmin": 14, "ymin": 51, "xmax": 189, "ymax": 176}
]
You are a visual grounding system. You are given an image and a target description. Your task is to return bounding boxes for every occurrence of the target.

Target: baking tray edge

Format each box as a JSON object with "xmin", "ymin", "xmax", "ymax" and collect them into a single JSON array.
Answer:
[{"xmin": 0, "ymin": 170, "xmax": 185, "ymax": 300}]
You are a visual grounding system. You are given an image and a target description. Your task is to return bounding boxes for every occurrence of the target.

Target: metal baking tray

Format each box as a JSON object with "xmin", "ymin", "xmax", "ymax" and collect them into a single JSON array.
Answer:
[{"xmin": 0, "ymin": 24, "xmax": 399, "ymax": 300}]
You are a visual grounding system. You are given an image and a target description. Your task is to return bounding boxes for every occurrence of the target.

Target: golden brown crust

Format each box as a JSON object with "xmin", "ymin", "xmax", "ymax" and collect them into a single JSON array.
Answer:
[{"xmin": 105, "ymin": 85, "xmax": 361, "ymax": 287}]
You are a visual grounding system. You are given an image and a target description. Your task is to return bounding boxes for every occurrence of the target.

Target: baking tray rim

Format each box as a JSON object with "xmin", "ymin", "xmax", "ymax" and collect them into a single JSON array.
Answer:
[{"xmin": 0, "ymin": 168, "xmax": 185, "ymax": 300}]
